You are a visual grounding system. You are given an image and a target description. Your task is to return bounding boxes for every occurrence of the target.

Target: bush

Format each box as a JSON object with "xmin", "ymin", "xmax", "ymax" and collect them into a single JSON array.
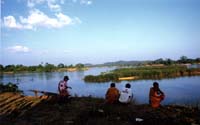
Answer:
[{"xmin": 0, "ymin": 82, "xmax": 23, "ymax": 93}]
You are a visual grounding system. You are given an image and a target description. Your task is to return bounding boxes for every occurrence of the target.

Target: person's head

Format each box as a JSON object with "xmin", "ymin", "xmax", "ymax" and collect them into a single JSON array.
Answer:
[
  {"xmin": 110, "ymin": 83, "xmax": 115, "ymax": 88},
  {"xmin": 153, "ymin": 82, "xmax": 159, "ymax": 90},
  {"xmin": 125, "ymin": 83, "xmax": 131, "ymax": 88},
  {"xmin": 64, "ymin": 76, "xmax": 69, "ymax": 81}
]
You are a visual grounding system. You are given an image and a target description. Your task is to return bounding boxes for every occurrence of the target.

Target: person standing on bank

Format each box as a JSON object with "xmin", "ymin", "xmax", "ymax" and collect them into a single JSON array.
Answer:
[{"xmin": 58, "ymin": 76, "xmax": 72, "ymax": 103}]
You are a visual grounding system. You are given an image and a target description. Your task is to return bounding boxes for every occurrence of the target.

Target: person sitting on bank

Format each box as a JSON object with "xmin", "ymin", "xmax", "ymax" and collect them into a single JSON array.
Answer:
[
  {"xmin": 119, "ymin": 83, "xmax": 133, "ymax": 104},
  {"xmin": 105, "ymin": 83, "xmax": 120, "ymax": 104},
  {"xmin": 58, "ymin": 76, "xmax": 72, "ymax": 103},
  {"xmin": 149, "ymin": 82, "xmax": 165, "ymax": 108}
]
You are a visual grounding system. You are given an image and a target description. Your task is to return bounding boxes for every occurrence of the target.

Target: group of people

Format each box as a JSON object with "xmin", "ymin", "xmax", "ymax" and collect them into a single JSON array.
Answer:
[
  {"xmin": 58, "ymin": 76, "xmax": 165, "ymax": 108},
  {"xmin": 105, "ymin": 83, "xmax": 133, "ymax": 104}
]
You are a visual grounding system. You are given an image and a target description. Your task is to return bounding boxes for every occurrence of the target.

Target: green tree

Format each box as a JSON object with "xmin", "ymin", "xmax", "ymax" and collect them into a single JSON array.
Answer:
[
  {"xmin": 68, "ymin": 64, "xmax": 74, "ymax": 68},
  {"xmin": 57, "ymin": 63, "xmax": 65, "ymax": 68},
  {"xmin": 75, "ymin": 63, "xmax": 84, "ymax": 69},
  {"xmin": 44, "ymin": 63, "xmax": 56, "ymax": 72},
  {"xmin": 165, "ymin": 58, "xmax": 174, "ymax": 65},
  {"xmin": 180, "ymin": 56, "xmax": 188, "ymax": 63},
  {"xmin": 195, "ymin": 58, "xmax": 200, "ymax": 63},
  {"xmin": 0, "ymin": 64, "xmax": 4, "ymax": 72},
  {"xmin": 4, "ymin": 65, "xmax": 15, "ymax": 72},
  {"xmin": 36, "ymin": 64, "xmax": 44, "ymax": 72},
  {"xmin": 15, "ymin": 64, "xmax": 27, "ymax": 72},
  {"xmin": 154, "ymin": 58, "xmax": 164, "ymax": 64}
]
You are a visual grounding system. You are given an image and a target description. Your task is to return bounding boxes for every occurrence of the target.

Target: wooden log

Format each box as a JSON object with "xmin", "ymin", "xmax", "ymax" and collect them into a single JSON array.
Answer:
[
  {"xmin": 29, "ymin": 89, "xmax": 58, "ymax": 96},
  {"xmin": 118, "ymin": 76, "xmax": 139, "ymax": 80}
]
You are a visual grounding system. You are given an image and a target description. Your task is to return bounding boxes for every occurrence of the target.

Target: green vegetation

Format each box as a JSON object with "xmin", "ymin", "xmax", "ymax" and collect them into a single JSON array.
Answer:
[
  {"xmin": 94, "ymin": 56, "xmax": 200, "ymax": 67},
  {"xmin": 0, "ymin": 56, "xmax": 200, "ymax": 74},
  {"xmin": 0, "ymin": 82, "xmax": 22, "ymax": 93},
  {"xmin": 0, "ymin": 63, "xmax": 86, "ymax": 73},
  {"xmin": 84, "ymin": 65, "xmax": 200, "ymax": 82}
]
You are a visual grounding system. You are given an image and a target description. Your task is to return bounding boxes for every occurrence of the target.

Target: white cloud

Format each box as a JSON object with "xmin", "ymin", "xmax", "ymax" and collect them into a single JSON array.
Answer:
[
  {"xmin": 20, "ymin": 9, "xmax": 76, "ymax": 28},
  {"xmin": 7, "ymin": 45, "xmax": 31, "ymax": 53},
  {"xmin": 47, "ymin": 0, "xmax": 61, "ymax": 11},
  {"xmin": 27, "ymin": 0, "xmax": 45, "ymax": 8},
  {"xmin": 3, "ymin": 9, "xmax": 81, "ymax": 30},
  {"xmin": 48, "ymin": 3, "xmax": 61, "ymax": 11},
  {"xmin": 27, "ymin": 0, "xmax": 93, "ymax": 10},
  {"xmin": 80, "ymin": 0, "xmax": 92, "ymax": 5},
  {"xmin": 27, "ymin": 0, "xmax": 35, "ymax": 7},
  {"xmin": 27, "ymin": 0, "xmax": 61, "ymax": 11},
  {"xmin": 3, "ymin": 16, "xmax": 33, "ymax": 29},
  {"xmin": 3, "ymin": 16, "xmax": 23, "ymax": 29},
  {"xmin": 72, "ymin": 0, "xmax": 92, "ymax": 5}
]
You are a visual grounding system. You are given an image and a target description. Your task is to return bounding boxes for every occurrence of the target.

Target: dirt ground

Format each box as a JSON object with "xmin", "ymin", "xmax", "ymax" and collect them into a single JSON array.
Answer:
[{"xmin": 0, "ymin": 92, "xmax": 199, "ymax": 125}]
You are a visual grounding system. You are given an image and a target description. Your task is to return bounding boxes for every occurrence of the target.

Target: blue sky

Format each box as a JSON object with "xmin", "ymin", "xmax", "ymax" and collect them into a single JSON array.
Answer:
[{"xmin": 1, "ymin": 0, "xmax": 200, "ymax": 65}]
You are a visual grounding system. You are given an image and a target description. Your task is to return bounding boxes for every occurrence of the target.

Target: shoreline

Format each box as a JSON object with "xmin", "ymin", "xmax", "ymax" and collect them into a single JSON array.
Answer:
[
  {"xmin": 1, "ymin": 67, "xmax": 89, "ymax": 75},
  {"xmin": 0, "ymin": 92, "xmax": 199, "ymax": 125}
]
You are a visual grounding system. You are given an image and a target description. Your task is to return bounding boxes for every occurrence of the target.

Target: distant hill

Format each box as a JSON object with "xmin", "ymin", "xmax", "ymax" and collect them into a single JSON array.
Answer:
[
  {"xmin": 87, "ymin": 60, "xmax": 151, "ymax": 67},
  {"xmin": 84, "ymin": 57, "xmax": 200, "ymax": 67}
]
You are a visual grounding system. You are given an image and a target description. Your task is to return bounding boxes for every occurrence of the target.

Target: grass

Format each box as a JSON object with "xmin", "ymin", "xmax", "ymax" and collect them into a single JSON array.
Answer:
[{"xmin": 84, "ymin": 65, "xmax": 200, "ymax": 82}]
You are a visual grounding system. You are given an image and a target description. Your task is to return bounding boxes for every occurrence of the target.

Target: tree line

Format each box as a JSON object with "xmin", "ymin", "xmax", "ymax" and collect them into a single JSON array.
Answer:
[
  {"xmin": 149, "ymin": 56, "xmax": 200, "ymax": 66},
  {"xmin": 94, "ymin": 56, "xmax": 200, "ymax": 67},
  {"xmin": 0, "ymin": 63, "xmax": 85, "ymax": 73},
  {"xmin": 1, "ymin": 56, "xmax": 200, "ymax": 73}
]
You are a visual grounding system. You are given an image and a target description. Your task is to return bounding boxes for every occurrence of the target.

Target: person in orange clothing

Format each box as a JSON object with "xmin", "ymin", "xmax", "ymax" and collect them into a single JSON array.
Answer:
[
  {"xmin": 105, "ymin": 83, "xmax": 120, "ymax": 104},
  {"xmin": 149, "ymin": 82, "xmax": 165, "ymax": 108}
]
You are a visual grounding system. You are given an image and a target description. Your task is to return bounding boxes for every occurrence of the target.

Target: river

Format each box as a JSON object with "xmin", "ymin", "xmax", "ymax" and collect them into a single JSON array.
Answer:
[{"xmin": 1, "ymin": 67, "xmax": 200, "ymax": 105}]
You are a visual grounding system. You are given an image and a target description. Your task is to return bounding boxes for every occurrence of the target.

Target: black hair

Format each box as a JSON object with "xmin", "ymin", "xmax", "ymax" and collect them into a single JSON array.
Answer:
[
  {"xmin": 110, "ymin": 83, "xmax": 115, "ymax": 87},
  {"xmin": 153, "ymin": 82, "xmax": 159, "ymax": 87},
  {"xmin": 64, "ymin": 76, "xmax": 69, "ymax": 81},
  {"xmin": 125, "ymin": 83, "xmax": 131, "ymax": 88}
]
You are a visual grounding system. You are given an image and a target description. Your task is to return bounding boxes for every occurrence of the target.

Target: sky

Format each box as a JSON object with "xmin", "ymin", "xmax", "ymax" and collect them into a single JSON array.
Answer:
[{"xmin": 1, "ymin": 0, "xmax": 200, "ymax": 65}]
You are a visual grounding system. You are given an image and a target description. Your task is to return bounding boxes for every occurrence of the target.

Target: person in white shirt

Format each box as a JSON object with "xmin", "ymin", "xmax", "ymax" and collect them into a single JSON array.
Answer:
[{"xmin": 119, "ymin": 83, "xmax": 133, "ymax": 104}]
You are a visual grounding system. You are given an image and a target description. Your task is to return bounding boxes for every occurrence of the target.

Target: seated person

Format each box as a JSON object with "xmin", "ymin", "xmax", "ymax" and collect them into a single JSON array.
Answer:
[
  {"xmin": 149, "ymin": 82, "xmax": 165, "ymax": 108},
  {"xmin": 119, "ymin": 83, "xmax": 133, "ymax": 104},
  {"xmin": 105, "ymin": 83, "xmax": 120, "ymax": 104}
]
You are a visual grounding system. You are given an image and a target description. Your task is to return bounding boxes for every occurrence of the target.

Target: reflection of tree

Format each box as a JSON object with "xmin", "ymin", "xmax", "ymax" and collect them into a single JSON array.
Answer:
[
  {"xmin": 37, "ymin": 72, "xmax": 45, "ymax": 80},
  {"xmin": 58, "ymin": 72, "xmax": 65, "ymax": 79},
  {"xmin": 45, "ymin": 72, "xmax": 54, "ymax": 80}
]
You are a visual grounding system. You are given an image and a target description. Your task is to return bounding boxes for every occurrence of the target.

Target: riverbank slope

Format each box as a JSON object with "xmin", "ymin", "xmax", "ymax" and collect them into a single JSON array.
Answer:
[{"xmin": 0, "ymin": 92, "xmax": 199, "ymax": 125}]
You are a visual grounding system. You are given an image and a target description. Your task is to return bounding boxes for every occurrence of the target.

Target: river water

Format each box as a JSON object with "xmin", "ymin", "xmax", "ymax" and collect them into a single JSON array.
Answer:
[{"xmin": 1, "ymin": 67, "xmax": 200, "ymax": 105}]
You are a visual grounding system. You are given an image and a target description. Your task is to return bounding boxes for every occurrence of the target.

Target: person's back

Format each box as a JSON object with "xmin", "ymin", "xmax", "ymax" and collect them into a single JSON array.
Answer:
[
  {"xmin": 106, "ymin": 83, "xmax": 119, "ymax": 104},
  {"xmin": 149, "ymin": 82, "xmax": 165, "ymax": 108},
  {"xmin": 119, "ymin": 83, "xmax": 133, "ymax": 103}
]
